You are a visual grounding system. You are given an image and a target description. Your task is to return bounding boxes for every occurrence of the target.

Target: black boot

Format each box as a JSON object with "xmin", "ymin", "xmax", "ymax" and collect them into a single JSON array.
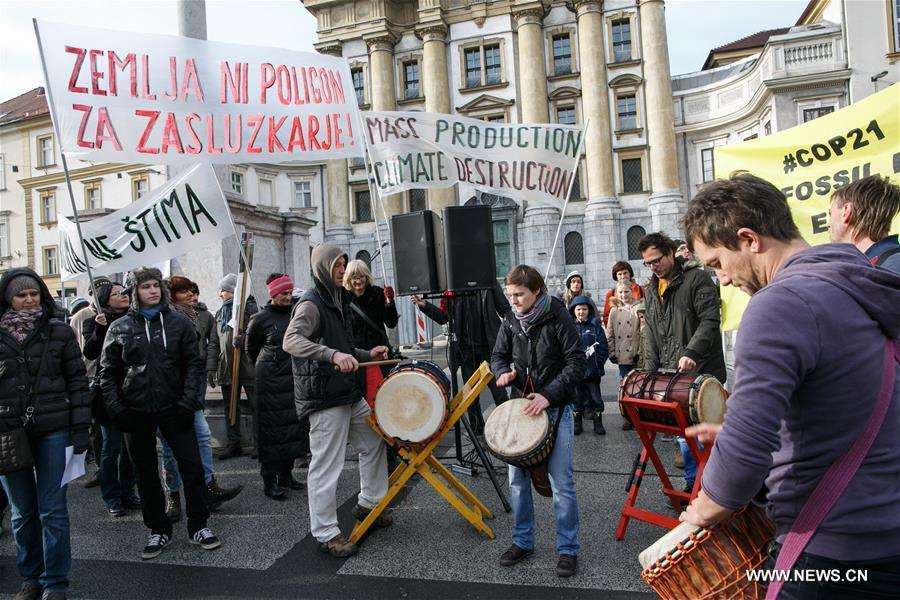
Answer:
[
  {"xmin": 573, "ymin": 411, "xmax": 583, "ymax": 435},
  {"xmin": 263, "ymin": 475, "xmax": 287, "ymax": 500},
  {"xmin": 206, "ymin": 477, "xmax": 243, "ymax": 511},
  {"xmin": 277, "ymin": 472, "xmax": 304, "ymax": 490},
  {"xmin": 214, "ymin": 444, "xmax": 242, "ymax": 460},
  {"xmin": 594, "ymin": 414, "xmax": 606, "ymax": 435}
]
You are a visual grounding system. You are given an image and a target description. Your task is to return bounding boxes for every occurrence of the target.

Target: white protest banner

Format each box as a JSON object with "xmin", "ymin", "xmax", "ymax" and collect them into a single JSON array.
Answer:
[
  {"xmin": 363, "ymin": 111, "xmax": 584, "ymax": 209},
  {"xmin": 35, "ymin": 20, "xmax": 364, "ymax": 164},
  {"xmin": 58, "ymin": 164, "xmax": 234, "ymax": 281}
]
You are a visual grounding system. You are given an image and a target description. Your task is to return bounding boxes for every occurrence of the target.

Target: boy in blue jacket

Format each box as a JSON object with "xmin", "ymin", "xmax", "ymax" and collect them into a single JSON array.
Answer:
[{"xmin": 569, "ymin": 296, "xmax": 609, "ymax": 434}]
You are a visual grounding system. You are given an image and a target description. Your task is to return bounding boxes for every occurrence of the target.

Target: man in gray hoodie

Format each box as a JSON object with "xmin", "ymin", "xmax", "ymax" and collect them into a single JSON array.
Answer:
[
  {"xmin": 680, "ymin": 173, "xmax": 900, "ymax": 597},
  {"xmin": 283, "ymin": 244, "xmax": 390, "ymax": 558}
]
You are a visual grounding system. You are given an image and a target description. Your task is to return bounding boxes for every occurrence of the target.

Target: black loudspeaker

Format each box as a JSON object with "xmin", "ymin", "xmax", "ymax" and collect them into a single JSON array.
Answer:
[
  {"xmin": 390, "ymin": 210, "xmax": 446, "ymax": 295},
  {"xmin": 442, "ymin": 205, "xmax": 496, "ymax": 292}
]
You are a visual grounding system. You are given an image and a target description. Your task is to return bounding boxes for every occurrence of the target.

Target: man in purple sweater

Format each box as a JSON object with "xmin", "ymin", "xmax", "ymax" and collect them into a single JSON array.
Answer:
[{"xmin": 679, "ymin": 173, "xmax": 900, "ymax": 597}]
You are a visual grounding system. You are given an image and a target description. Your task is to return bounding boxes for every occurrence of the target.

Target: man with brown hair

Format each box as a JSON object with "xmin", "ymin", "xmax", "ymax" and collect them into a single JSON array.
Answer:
[{"xmin": 828, "ymin": 175, "xmax": 900, "ymax": 273}]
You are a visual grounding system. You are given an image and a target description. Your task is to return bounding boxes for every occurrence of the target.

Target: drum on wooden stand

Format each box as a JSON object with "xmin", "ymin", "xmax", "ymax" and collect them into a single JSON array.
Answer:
[
  {"xmin": 374, "ymin": 360, "xmax": 451, "ymax": 447},
  {"xmin": 639, "ymin": 505, "xmax": 775, "ymax": 599},
  {"xmin": 483, "ymin": 398, "xmax": 555, "ymax": 497},
  {"xmin": 619, "ymin": 370, "xmax": 728, "ymax": 427}
]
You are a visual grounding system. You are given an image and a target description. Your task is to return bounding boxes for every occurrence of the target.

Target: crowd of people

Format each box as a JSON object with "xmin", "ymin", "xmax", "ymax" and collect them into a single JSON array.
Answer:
[{"xmin": 0, "ymin": 174, "xmax": 898, "ymax": 598}]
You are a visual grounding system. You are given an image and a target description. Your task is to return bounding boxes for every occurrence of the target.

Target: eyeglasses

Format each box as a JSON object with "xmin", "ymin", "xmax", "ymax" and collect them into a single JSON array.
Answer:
[
  {"xmin": 642, "ymin": 255, "xmax": 666, "ymax": 268},
  {"xmin": 110, "ymin": 291, "xmax": 126, "ymax": 297}
]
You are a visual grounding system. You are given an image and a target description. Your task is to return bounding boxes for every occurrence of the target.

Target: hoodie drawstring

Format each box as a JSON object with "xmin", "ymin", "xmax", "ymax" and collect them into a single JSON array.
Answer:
[{"xmin": 143, "ymin": 311, "xmax": 168, "ymax": 349}]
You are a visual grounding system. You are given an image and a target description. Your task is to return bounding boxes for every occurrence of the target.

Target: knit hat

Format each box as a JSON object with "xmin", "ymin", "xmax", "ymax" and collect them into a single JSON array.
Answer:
[
  {"xmin": 4, "ymin": 273, "xmax": 42, "ymax": 302},
  {"xmin": 90, "ymin": 276, "xmax": 115, "ymax": 308},
  {"xmin": 267, "ymin": 274, "xmax": 293, "ymax": 298},
  {"xmin": 125, "ymin": 266, "xmax": 168, "ymax": 307},
  {"xmin": 69, "ymin": 297, "xmax": 89, "ymax": 313},
  {"xmin": 218, "ymin": 273, "xmax": 237, "ymax": 293}
]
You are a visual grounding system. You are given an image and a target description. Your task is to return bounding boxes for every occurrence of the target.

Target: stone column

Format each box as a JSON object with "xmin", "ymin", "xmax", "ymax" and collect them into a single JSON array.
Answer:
[
  {"xmin": 419, "ymin": 24, "xmax": 457, "ymax": 212},
  {"xmin": 515, "ymin": 7, "xmax": 550, "ymax": 123},
  {"xmin": 639, "ymin": 0, "xmax": 684, "ymax": 234},
  {"xmin": 366, "ymin": 34, "xmax": 403, "ymax": 216},
  {"xmin": 318, "ymin": 43, "xmax": 353, "ymax": 241}
]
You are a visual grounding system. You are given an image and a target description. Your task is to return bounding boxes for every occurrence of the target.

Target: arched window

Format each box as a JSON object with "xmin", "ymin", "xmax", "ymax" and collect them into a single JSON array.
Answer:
[
  {"xmin": 564, "ymin": 231, "xmax": 584, "ymax": 265},
  {"xmin": 355, "ymin": 250, "xmax": 371, "ymax": 267},
  {"xmin": 627, "ymin": 226, "xmax": 646, "ymax": 260}
]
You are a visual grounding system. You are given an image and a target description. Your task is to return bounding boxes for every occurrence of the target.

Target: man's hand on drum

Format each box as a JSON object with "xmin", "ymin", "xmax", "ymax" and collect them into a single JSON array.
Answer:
[
  {"xmin": 369, "ymin": 346, "xmax": 389, "ymax": 361},
  {"xmin": 677, "ymin": 355, "xmax": 697, "ymax": 371},
  {"xmin": 496, "ymin": 368, "xmax": 517, "ymax": 387},
  {"xmin": 685, "ymin": 423, "xmax": 722, "ymax": 445},
  {"xmin": 523, "ymin": 393, "xmax": 550, "ymax": 416},
  {"xmin": 332, "ymin": 351, "xmax": 359, "ymax": 372},
  {"xmin": 679, "ymin": 490, "xmax": 732, "ymax": 529}
]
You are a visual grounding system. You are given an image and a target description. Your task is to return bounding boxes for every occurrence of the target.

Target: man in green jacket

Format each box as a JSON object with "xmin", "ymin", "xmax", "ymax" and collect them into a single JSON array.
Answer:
[{"xmin": 638, "ymin": 232, "xmax": 726, "ymax": 492}]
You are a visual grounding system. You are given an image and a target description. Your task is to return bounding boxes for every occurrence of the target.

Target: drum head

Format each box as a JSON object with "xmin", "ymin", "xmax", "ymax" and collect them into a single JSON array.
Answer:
[
  {"xmin": 638, "ymin": 520, "xmax": 702, "ymax": 571},
  {"xmin": 375, "ymin": 372, "xmax": 447, "ymax": 443},
  {"xmin": 695, "ymin": 377, "xmax": 728, "ymax": 425},
  {"xmin": 484, "ymin": 398, "xmax": 550, "ymax": 458}
]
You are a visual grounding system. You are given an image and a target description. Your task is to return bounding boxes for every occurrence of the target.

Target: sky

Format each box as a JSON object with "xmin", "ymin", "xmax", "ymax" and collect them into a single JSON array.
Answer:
[{"xmin": 0, "ymin": 0, "xmax": 809, "ymax": 102}]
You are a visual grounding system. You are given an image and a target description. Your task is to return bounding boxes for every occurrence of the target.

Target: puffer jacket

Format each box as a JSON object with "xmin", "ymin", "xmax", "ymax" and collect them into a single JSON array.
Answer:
[
  {"xmin": 491, "ymin": 295, "xmax": 586, "ymax": 407},
  {"xmin": 346, "ymin": 284, "xmax": 398, "ymax": 350},
  {"xmin": 569, "ymin": 295, "xmax": 608, "ymax": 380},
  {"xmin": 0, "ymin": 268, "xmax": 90, "ymax": 435},
  {"xmin": 195, "ymin": 302, "xmax": 220, "ymax": 374},
  {"xmin": 100, "ymin": 302, "xmax": 203, "ymax": 418},
  {"xmin": 643, "ymin": 258, "xmax": 726, "ymax": 382},
  {"xmin": 246, "ymin": 302, "xmax": 306, "ymax": 463}
]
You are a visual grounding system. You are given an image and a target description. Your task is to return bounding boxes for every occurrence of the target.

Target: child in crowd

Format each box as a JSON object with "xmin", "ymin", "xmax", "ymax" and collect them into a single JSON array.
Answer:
[
  {"xmin": 569, "ymin": 296, "xmax": 609, "ymax": 435},
  {"xmin": 606, "ymin": 281, "xmax": 641, "ymax": 380}
]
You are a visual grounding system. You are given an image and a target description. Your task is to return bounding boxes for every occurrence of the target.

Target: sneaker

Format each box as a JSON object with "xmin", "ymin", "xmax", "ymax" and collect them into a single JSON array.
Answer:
[
  {"xmin": 141, "ymin": 532, "xmax": 171, "ymax": 560},
  {"xmin": 351, "ymin": 504, "xmax": 393, "ymax": 528},
  {"xmin": 190, "ymin": 527, "xmax": 222, "ymax": 551},
  {"xmin": 556, "ymin": 554, "xmax": 578, "ymax": 577},
  {"xmin": 82, "ymin": 470, "xmax": 100, "ymax": 489},
  {"xmin": 499, "ymin": 543, "xmax": 533, "ymax": 566},
  {"xmin": 108, "ymin": 503, "xmax": 126, "ymax": 518},
  {"xmin": 319, "ymin": 534, "xmax": 358, "ymax": 558},
  {"xmin": 42, "ymin": 593, "xmax": 67, "ymax": 600},
  {"xmin": 165, "ymin": 492, "xmax": 182, "ymax": 523},
  {"xmin": 13, "ymin": 583, "xmax": 43, "ymax": 600}
]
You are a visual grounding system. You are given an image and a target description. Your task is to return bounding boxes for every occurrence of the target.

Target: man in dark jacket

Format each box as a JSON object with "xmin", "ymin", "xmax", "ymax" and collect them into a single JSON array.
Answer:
[
  {"xmin": 412, "ymin": 282, "xmax": 511, "ymax": 435},
  {"xmin": 283, "ymin": 244, "xmax": 390, "ymax": 559},
  {"xmin": 491, "ymin": 265, "xmax": 585, "ymax": 578},
  {"xmin": 638, "ymin": 231, "xmax": 726, "ymax": 490},
  {"xmin": 100, "ymin": 267, "xmax": 220, "ymax": 560},
  {"xmin": 828, "ymin": 174, "xmax": 900, "ymax": 274},
  {"xmin": 680, "ymin": 173, "xmax": 900, "ymax": 597}
]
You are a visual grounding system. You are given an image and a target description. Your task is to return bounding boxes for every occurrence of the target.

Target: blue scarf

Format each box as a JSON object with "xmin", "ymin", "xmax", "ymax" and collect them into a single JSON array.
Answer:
[
  {"xmin": 139, "ymin": 304, "xmax": 163, "ymax": 320},
  {"xmin": 218, "ymin": 298, "xmax": 233, "ymax": 333},
  {"xmin": 514, "ymin": 292, "xmax": 551, "ymax": 331}
]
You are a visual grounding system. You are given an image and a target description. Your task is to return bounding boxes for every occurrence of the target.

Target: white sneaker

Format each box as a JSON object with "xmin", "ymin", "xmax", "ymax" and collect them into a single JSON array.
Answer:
[
  {"xmin": 190, "ymin": 527, "xmax": 221, "ymax": 551},
  {"xmin": 141, "ymin": 533, "xmax": 171, "ymax": 560}
]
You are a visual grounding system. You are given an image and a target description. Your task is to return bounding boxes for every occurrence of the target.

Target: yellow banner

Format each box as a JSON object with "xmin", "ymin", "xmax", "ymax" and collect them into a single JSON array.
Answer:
[{"xmin": 713, "ymin": 83, "xmax": 900, "ymax": 330}]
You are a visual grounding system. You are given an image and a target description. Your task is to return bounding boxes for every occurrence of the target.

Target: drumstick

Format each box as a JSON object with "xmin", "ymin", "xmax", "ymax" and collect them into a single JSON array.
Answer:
[{"xmin": 333, "ymin": 359, "xmax": 404, "ymax": 370}]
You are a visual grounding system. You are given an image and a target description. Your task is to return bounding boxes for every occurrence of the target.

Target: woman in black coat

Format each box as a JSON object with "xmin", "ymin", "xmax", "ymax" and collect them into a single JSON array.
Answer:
[
  {"xmin": 343, "ymin": 260, "xmax": 397, "ymax": 354},
  {"xmin": 245, "ymin": 273, "xmax": 308, "ymax": 500},
  {"xmin": 0, "ymin": 267, "xmax": 91, "ymax": 599}
]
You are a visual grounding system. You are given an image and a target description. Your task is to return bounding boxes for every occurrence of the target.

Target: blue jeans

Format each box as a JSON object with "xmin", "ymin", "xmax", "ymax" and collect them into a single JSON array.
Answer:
[
  {"xmin": 508, "ymin": 404, "xmax": 580, "ymax": 555},
  {"xmin": 159, "ymin": 409, "xmax": 214, "ymax": 490},
  {"xmin": 99, "ymin": 425, "xmax": 136, "ymax": 509},
  {"xmin": 677, "ymin": 437, "xmax": 702, "ymax": 486},
  {"xmin": 0, "ymin": 429, "xmax": 71, "ymax": 593}
]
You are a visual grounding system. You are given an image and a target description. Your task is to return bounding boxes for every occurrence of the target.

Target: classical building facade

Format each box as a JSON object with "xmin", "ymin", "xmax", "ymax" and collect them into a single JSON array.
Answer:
[{"xmin": 301, "ymin": 0, "xmax": 685, "ymax": 309}]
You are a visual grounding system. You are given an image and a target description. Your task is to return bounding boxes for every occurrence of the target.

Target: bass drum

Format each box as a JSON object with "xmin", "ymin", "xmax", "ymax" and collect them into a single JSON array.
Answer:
[
  {"xmin": 374, "ymin": 360, "xmax": 451, "ymax": 447},
  {"xmin": 619, "ymin": 370, "xmax": 728, "ymax": 427}
]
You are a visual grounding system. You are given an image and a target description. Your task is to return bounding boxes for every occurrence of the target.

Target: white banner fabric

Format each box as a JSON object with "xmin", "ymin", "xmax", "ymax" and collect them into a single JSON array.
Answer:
[
  {"xmin": 35, "ymin": 20, "xmax": 364, "ymax": 164},
  {"xmin": 362, "ymin": 111, "xmax": 584, "ymax": 209},
  {"xmin": 58, "ymin": 164, "xmax": 233, "ymax": 281}
]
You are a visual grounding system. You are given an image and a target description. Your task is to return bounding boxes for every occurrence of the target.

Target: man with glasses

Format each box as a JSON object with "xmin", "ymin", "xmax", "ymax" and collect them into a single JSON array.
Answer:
[{"xmin": 637, "ymin": 232, "xmax": 726, "ymax": 494}]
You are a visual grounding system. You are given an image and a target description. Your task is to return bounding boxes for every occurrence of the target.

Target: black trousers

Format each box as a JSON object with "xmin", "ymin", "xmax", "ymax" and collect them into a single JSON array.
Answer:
[
  {"xmin": 456, "ymin": 343, "xmax": 508, "ymax": 435},
  {"xmin": 220, "ymin": 384, "xmax": 255, "ymax": 446},
  {"xmin": 260, "ymin": 460, "xmax": 293, "ymax": 479},
  {"xmin": 125, "ymin": 412, "xmax": 209, "ymax": 536}
]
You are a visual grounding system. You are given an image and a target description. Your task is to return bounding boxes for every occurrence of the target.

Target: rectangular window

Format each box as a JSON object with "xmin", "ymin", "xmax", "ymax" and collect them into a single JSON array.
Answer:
[
  {"xmin": 612, "ymin": 19, "xmax": 632, "ymax": 62},
  {"xmin": 617, "ymin": 94, "xmax": 638, "ymax": 130},
  {"xmin": 484, "ymin": 115, "xmax": 506, "ymax": 123},
  {"xmin": 40, "ymin": 191, "xmax": 56, "ymax": 224},
  {"xmin": 570, "ymin": 172, "xmax": 582, "ymax": 200},
  {"xmin": 493, "ymin": 220, "xmax": 512, "ymax": 279},
  {"xmin": 354, "ymin": 190, "xmax": 373, "ymax": 222},
  {"xmin": 464, "ymin": 48, "xmax": 481, "ymax": 88},
  {"xmin": 37, "ymin": 135, "xmax": 54, "ymax": 167},
  {"xmin": 764, "ymin": 121, "xmax": 772, "ymax": 136},
  {"xmin": 293, "ymin": 180, "xmax": 312, "ymax": 208},
  {"xmin": 85, "ymin": 183, "xmax": 102, "ymax": 210},
  {"xmin": 802, "ymin": 106, "xmax": 834, "ymax": 122},
  {"xmin": 351, "ymin": 67, "xmax": 365, "ymax": 104},
  {"xmin": 259, "ymin": 179, "xmax": 273, "ymax": 206},
  {"xmin": 132, "ymin": 176, "xmax": 149, "ymax": 201},
  {"xmin": 556, "ymin": 106, "xmax": 576, "ymax": 125},
  {"xmin": 409, "ymin": 188, "xmax": 426, "ymax": 212},
  {"xmin": 0, "ymin": 153, "xmax": 6, "ymax": 190},
  {"xmin": 44, "ymin": 246, "xmax": 58, "ymax": 275},
  {"xmin": 701, "ymin": 148, "xmax": 715, "ymax": 183},
  {"xmin": 552, "ymin": 34, "xmax": 572, "ymax": 75},
  {"xmin": 403, "ymin": 61, "xmax": 420, "ymax": 99},
  {"xmin": 622, "ymin": 158, "xmax": 643, "ymax": 193},
  {"xmin": 0, "ymin": 221, "xmax": 9, "ymax": 257},
  {"xmin": 894, "ymin": 0, "xmax": 900, "ymax": 52},
  {"xmin": 231, "ymin": 170, "xmax": 244, "ymax": 195},
  {"xmin": 484, "ymin": 44, "xmax": 501, "ymax": 85}
]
